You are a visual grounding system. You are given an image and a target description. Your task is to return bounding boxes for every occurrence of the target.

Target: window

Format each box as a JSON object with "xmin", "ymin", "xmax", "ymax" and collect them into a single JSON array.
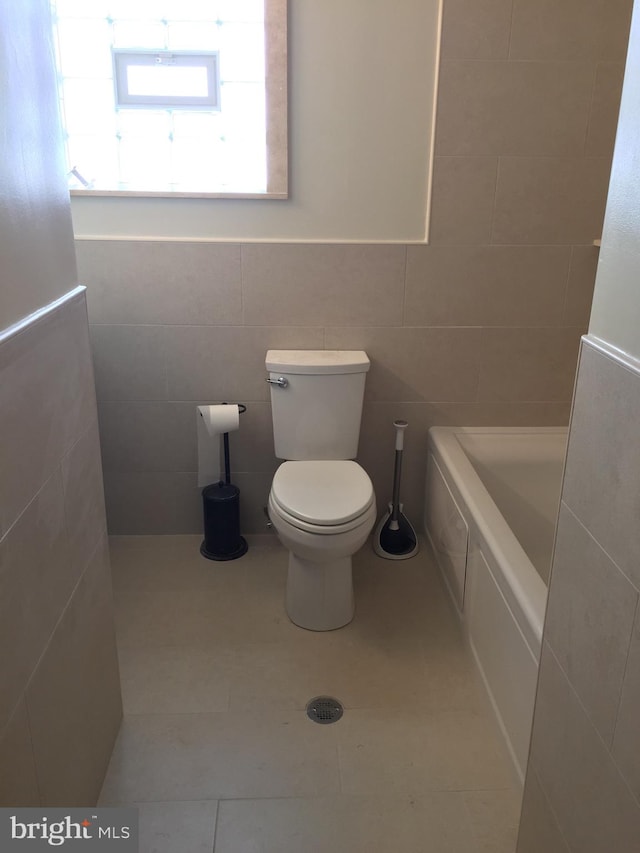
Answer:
[
  {"xmin": 112, "ymin": 50, "xmax": 220, "ymax": 109},
  {"xmin": 50, "ymin": 0, "xmax": 287, "ymax": 197}
]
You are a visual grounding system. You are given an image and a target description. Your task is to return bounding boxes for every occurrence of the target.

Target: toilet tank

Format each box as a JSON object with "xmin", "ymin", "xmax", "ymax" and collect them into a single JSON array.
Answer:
[{"xmin": 266, "ymin": 350, "xmax": 370, "ymax": 460}]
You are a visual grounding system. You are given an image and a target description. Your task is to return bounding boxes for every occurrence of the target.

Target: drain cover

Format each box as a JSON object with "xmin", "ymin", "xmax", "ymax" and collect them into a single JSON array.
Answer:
[{"xmin": 306, "ymin": 696, "xmax": 344, "ymax": 725}]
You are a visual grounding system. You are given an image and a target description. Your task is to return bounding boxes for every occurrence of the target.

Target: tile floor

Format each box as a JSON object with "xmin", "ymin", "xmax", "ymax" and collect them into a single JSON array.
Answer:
[{"xmin": 100, "ymin": 534, "xmax": 522, "ymax": 852}]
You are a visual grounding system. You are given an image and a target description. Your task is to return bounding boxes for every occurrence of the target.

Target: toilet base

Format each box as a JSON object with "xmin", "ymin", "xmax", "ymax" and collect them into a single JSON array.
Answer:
[{"xmin": 285, "ymin": 553, "xmax": 354, "ymax": 631}]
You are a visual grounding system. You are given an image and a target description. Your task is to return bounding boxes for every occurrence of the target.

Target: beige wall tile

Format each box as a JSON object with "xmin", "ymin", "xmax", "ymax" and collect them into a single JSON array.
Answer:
[
  {"xmin": 100, "ymin": 402, "xmax": 280, "ymax": 534},
  {"xmin": 586, "ymin": 63, "xmax": 626, "ymax": 157},
  {"xmin": 103, "ymin": 472, "xmax": 189, "ymax": 535},
  {"xmin": 545, "ymin": 503, "xmax": 639, "ymax": 744},
  {"xmin": 78, "ymin": 240, "xmax": 242, "ymax": 326},
  {"xmin": 155, "ymin": 400, "xmax": 280, "ymax": 473},
  {"xmin": 564, "ymin": 246, "xmax": 599, "ymax": 327},
  {"xmin": 215, "ymin": 794, "xmax": 479, "ymax": 853},
  {"xmin": 612, "ymin": 609, "xmax": 640, "ymax": 801},
  {"xmin": 164, "ymin": 326, "xmax": 324, "ymax": 402},
  {"xmin": 142, "ymin": 400, "xmax": 277, "ymax": 476},
  {"xmin": 104, "ymin": 469, "xmax": 273, "ymax": 536},
  {"xmin": 0, "ymin": 700, "xmax": 40, "ymax": 807},
  {"xmin": 26, "ymin": 537, "xmax": 122, "ymax": 806},
  {"xmin": 62, "ymin": 422, "xmax": 107, "ymax": 576},
  {"xmin": 217, "ymin": 403, "xmax": 277, "ymax": 473},
  {"xmin": 405, "ymin": 245, "xmax": 571, "ymax": 326},
  {"xmin": 478, "ymin": 327, "xmax": 582, "ymax": 401},
  {"xmin": 358, "ymin": 402, "xmax": 437, "ymax": 526},
  {"xmin": 492, "ymin": 157, "xmax": 611, "ymax": 244},
  {"xmin": 100, "ymin": 396, "xmax": 572, "ymax": 537},
  {"xmin": 98, "ymin": 401, "xmax": 193, "ymax": 473},
  {"xmin": 517, "ymin": 768, "xmax": 570, "ymax": 853},
  {"xmin": 171, "ymin": 471, "xmax": 208, "ymax": 536},
  {"xmin": 440, "ymin": 0, "xmax": 513, "ymax": 60},
  {"xmin": 436, "ymin": 61, "xmax": 594, "ymax": 156},
  {"xmin": 510, "ymin": 0, "xmax": 632, "ymax": 61},
  {"xmin": 0, "ymin": 5, "xmax": 77, "ymax": 332},
  {"xmin": 241, "ymin": 244, "xmax": 406, "ymax": 327},
  {"xmin": 457, "ymin": 400, "xmax": 571, "ymax": 425},
  {"xmin": 0, "ymin": 471, "xmax": 73, "ymax": 731},
  {"xmin": 528, "ymin": 643, "xmax": 640, "ymax": 852},
  {"xmin": 428, "ymin": 157, "xmax": 498, "ymax": 245},
  {"xmin": 325, "ymin": 327, "xmax": 482, "ymax": 402},
  {"xmin": 361, "ymin": 400, "xmax": 570, "ymax": 528},
  {"xmin": 0, "ymin": 294, "xmax": 96, "ymax": 536},
  {"xmin": 227, "ymin": 471, "xmax": 274, "ymax": 536},
  {"xmin": 90, "ymin": 325, "xmax": 167, "ymax": 401},
  {"xmin": 563, "ymin": 342, "xmax": 640, "ymax": 589}
]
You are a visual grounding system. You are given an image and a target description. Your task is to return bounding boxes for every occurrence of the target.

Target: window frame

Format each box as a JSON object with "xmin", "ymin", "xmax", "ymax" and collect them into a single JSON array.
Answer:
[{"xmin": 112, "ymin": 49, "xmax": 221, "ymax": 111}]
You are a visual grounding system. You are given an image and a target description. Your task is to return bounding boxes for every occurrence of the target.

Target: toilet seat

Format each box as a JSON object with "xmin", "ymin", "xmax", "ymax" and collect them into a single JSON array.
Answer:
[{"xmin": 270, "ymin": 460, "xmax": 374, "ymax": 533}]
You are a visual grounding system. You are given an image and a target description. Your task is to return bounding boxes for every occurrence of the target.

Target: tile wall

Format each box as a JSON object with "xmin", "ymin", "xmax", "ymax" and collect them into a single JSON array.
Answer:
[
  {"xmin": 76, "ymin": 0, "xmax": 632, "ymax": 534},
  {"xmin": 0, "ymin": 292, "xmax": 122, "ymax": 807},
  {"xmin": 517, "ymin": 339, "xmax": 640, "ymax": 851}
]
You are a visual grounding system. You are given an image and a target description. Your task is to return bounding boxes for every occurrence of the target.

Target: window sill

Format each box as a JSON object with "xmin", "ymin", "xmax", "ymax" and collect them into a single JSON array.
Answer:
[{"xmin": 70, "ymin": 189, "xmax": 288, "ymax": 200}]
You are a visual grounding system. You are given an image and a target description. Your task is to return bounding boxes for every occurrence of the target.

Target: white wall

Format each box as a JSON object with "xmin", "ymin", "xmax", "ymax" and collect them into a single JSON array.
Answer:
[
  {"xmin": 70, "ymin": 0, "xmax": 441, "ymax": 243},
  {"xmin": 589, "ymin": 3, "xmax": 640, "ymax": 359},
  {"xmin": 0, "ymin": 0, "xmax": 78, "ymax": 330}
]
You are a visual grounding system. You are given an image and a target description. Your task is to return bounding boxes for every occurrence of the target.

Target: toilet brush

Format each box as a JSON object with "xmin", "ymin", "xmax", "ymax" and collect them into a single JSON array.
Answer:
[{"xmin": 373, "ymin": 420, "xmax": 419, "ymax": 560}]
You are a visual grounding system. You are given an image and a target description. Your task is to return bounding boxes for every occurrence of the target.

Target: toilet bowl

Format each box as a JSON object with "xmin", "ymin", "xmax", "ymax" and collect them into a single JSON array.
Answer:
[{"xmin": 268, "ymin": 460, "xmax": 376, "ymax": 630}]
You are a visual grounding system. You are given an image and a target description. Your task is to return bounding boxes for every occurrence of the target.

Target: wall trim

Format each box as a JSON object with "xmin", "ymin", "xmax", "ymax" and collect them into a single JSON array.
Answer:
[
  {"xmin": 73, "ymin": 235, "xmax": 428, "ymax": 245},
  {"xmin": 0, "ymin": 285, "xmax": 86, "ymax": 346},
  {"xmin": 582, "ymin": 333, "xmax": 640, "ymax": 379}
]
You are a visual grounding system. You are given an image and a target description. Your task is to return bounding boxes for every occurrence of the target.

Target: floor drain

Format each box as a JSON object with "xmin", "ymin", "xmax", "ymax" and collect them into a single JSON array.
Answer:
[{"xmin": 306, "ymin": 696, "xmax": 344, "ymax": 725}]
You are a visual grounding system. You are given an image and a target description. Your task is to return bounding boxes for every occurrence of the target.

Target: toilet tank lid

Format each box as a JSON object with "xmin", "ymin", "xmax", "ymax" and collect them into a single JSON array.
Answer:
[{"xmin": 266, "ymin": 350, "xmax": 370, "ymax": 374}]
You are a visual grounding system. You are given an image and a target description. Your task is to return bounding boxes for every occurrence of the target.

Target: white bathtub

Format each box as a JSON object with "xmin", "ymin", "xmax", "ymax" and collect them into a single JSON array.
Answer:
[{"xmin": 424, "ymin": 426, "xmax": 567, "ymax": 783}]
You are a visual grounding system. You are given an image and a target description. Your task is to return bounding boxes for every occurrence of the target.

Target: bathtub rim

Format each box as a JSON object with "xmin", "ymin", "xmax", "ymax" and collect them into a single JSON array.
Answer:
[{"xmin": 427, "ymin": 425, "xmax": 567, "ymax": 656}]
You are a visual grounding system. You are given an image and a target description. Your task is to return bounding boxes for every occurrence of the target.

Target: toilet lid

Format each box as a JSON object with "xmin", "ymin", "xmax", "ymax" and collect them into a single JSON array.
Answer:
[{"xmin": 271, "ymin": 461, "xmax": 374, "ymax": 526}]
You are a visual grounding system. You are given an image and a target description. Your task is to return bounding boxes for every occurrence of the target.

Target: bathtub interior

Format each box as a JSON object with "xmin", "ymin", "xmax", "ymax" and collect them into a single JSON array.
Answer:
[{"xmin": 455, "ymin": 431, "xmax": 567, "ymax": 584}]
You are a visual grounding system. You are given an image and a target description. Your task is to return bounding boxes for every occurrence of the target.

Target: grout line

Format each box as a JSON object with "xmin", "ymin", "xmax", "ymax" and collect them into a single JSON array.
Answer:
[
  {"xmin": 239, "ymin": 243, "xmax": 245, "ymax": 326},
  {"xmin": 527, "ymin": 764, "xmax": 573, "ymax": 853},
  {"xmin": 23, "ymin": 698, "xmax": 45, "ymax": 807},
  {"xmin": 336, "ymin": 743, "xmax": 345, "ymax": 794},
  {"xmin": 488, "ymin": 156, "xmax": 501, "ymax": 246},
  {"xmin": 560, "ymin": 503, "xmax": 640, "ymax": 596},
  {"xmin": 582, "ymin": 62, "xmax": 601, "ymax": 157},
  {"xmin": 544, "ymin": 642, "xmax": 640, "ymax": 811},
  {"xmin": 211, "ymin": 799, "xmax": 220, "ymax": 853},
  {"xmin": 610, "ymin": 595, "xmax": 640, "ymax": 751},
  {"xmin": 401, "ymin": 244, "xmax": 409, "ymax": 326},
  {"xmin": 560, "ymin": 246, "xmax": 575, "ymax": 326}
]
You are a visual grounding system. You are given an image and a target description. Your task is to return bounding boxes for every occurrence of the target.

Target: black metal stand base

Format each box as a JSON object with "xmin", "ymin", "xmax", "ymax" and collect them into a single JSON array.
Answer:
[{"xmin": 200, "ymin": 537, "xmax": 248, "ymax": 561}]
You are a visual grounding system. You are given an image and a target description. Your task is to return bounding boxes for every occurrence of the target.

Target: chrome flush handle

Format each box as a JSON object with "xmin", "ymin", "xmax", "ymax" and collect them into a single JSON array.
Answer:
[{"xmin": 266, "ymin": 376, "xmax": 288, "ymax": 388}]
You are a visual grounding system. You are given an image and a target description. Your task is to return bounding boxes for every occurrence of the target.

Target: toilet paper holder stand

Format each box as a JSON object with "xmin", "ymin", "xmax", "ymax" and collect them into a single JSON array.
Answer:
[
  {"xmin": 220, "ymin": 402, "xmax": 246, "ymax": 484},
  {"xmin": 200, "ymin": 402, "xmax": 248, "ymax": 562}
]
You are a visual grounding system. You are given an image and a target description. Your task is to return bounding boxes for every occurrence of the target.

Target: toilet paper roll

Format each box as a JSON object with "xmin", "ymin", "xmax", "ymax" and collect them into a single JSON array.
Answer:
[
  {"xmin": 198, "ymin": 404, "xmax": 240, "ymax": 436},
  {"xmin": 197, "ymin": 404, "xmax": 241, "ymax": 487}
]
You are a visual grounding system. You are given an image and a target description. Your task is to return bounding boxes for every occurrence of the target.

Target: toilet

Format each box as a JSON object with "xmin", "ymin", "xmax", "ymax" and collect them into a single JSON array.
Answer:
[{"xmin": 266, "ymin": 350, "xmax": 376, "ymax": 631}]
